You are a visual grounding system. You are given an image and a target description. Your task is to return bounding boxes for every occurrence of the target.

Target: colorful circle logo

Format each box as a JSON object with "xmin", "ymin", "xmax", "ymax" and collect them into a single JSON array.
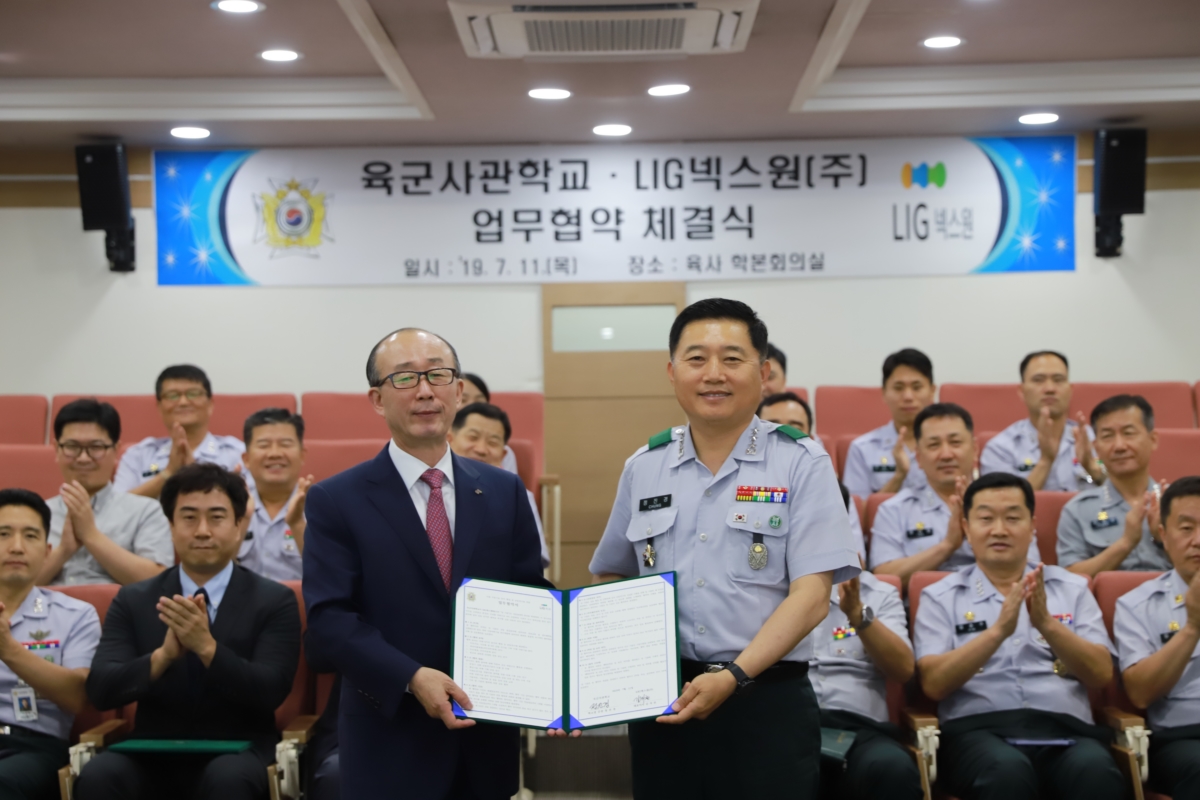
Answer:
[{"xmin": 901, "ymin": 162, "xmax": 947, "ymax": 188}]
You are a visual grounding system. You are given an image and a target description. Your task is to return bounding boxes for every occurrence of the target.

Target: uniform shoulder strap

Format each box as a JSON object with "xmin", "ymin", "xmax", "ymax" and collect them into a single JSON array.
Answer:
[
  {"xmin": 648, "ymin": 427, "xmax": 675, "ymax": 449},
  {"xmin": 774, "ymin": 424, "xmax": 809, "ymax": 441}
]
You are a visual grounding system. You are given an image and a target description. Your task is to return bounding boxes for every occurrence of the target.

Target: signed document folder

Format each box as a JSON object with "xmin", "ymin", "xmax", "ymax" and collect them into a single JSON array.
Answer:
[{"xmin": 450, "ymin": 573, "xmax": 680, "ymax": 731}]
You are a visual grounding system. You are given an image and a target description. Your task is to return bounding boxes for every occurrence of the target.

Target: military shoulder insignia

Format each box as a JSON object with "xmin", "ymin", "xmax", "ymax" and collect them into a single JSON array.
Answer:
[
  {"xmin": 648, "ymin": 427, "xmax": 675, "ymax": 449},
  {"xmin": 774, "ymin": 425, "xmax": 809, "ymax": 441}
]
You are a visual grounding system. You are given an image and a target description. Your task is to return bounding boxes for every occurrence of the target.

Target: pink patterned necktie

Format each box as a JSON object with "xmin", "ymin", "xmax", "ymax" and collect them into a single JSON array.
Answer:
[{"xmin": 420, "ymin": 468, "xmax": 453, "ymax": 590}]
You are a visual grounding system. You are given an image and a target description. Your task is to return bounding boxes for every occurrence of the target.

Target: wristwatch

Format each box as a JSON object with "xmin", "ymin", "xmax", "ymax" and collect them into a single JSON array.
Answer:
[
  {"xmin": 724, "ymin": 662, "xmax": 756, "ymax": 695},
  {"xmin": 857, "ymin": 606, "xmax": 875, "ymax": 632}
]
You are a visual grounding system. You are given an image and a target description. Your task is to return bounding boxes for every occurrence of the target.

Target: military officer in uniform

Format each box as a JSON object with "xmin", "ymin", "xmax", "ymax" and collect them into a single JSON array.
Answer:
[
  {"xmin": 0, "ymin": 489, "xmax": 102, "ymax": 800},
  {"xmin": 1114, "ymin": 476, "xmax": 1200, "ymax": 800},
  {"xmin": 238, "ymin": 408, "xmax": 313, "ymax": 582},
  {"xmin": 1057, "ymin": 395, "xmax": 1169, "ymax": 578},
  {"xmin": 589, "ymin": 298, "xmax": 859, "ymax": 799},
  {"xmin": 807, "ymin": 567, "xmax": 922, "ymax": 800},
  {"xmin": 114, "ymin": 365, "xmax": 245, "ymax": 498},
  {"xmin": 914, "ymin": 473, "xmax": 1126, "ymax": 800},
  {"xmin": 980, "ymin": 351, "xmax": 1103, "ymax": 492}
]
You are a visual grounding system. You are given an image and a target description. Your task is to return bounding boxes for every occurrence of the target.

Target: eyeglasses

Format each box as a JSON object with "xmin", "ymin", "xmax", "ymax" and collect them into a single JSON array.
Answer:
[
  {"xmin": 375, "ymin": 368, "xmax": 459, "ymax": 390},
  {"xmin": 160, "ymin": 389, "xmax": 208, "ymax": 402},
  {"xmin": 58, "ymin": 441, "xmax": 115, "ymax": 459}
]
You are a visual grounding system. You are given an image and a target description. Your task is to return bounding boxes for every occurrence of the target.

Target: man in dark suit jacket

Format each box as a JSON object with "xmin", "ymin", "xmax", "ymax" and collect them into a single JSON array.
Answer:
[
  {"xmin": 304, "ymin": 328, "xmax": 549, "ymax": 800},
  {"xmin": 77, "ymin": 463, "xmax": 301, "ymax": 800}
]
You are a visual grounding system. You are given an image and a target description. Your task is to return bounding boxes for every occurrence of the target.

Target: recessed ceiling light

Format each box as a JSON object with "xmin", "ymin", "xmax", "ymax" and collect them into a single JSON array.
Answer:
[
  {"xmin": 923, "ymin": 36, "xmax": 962, "ymax": 48},
  {"xmin": 260, "ymin": 49, "xmax": 300, "ymax": 62},
  {"xmin": 593, "ymin": 124, "xmax": 632, "ymax": 137},
  {"xmin": 171, "ymin": 127, "xmax": 211, "ymax": 140},
  {"xmin": 648, "ymin": 84, "xmax": 690, "ymax": 97},
  {"xmin": 1019, "ymin": 112, "xmax": 1059, "ymax": 125},
  {"xmin": 212, "ymin": 0, "xmax": 264, "ymax": 12},
  {"xmin": 529, "ymin": 88, "xmax": 571, "ymax": 100}
]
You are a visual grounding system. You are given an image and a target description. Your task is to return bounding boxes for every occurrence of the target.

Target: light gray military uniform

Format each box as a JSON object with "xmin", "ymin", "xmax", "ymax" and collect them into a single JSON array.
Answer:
[
  {"xmin": 913, "ymin": 562, "xmax": 1114, "ymax": 723},
  {"xmin": 980, "ymin": 419, "xmax": 1098, "ymax": 493},
  {"xmin": 806, "ymin": 572, "xmax": 909, "ymax": 723},
  {"xmin": 869, "ymin": 487, "xmax": 1040, "ymax": 571},
  {"xmin": 843, "ymin": 423, "xmax": 928, "ymax": 498},
  {"xmin": 589, "ymin": 417, "xmax": 860, "ymax": 663},
  {"xmin": 1057, "ymin": 479, "xmax": 1171, "ymax": 571},
  {"xmin": 0, "ymin": 587, "xmax": 101, "ymax": 739},
  {"xmin": 237, "ymin": 485, "xmax": 303, "ymax": 582},
  {"xmin": 1114, "ymin": 570, "xmax": 1199, "ymax": 729},
  {"xmin": 47, "ymin": 483, "xmax": 173, "ymax": 585},
  {"xmin": 112, "ymin": 432, "xmax": 245, "ymax": 494}
]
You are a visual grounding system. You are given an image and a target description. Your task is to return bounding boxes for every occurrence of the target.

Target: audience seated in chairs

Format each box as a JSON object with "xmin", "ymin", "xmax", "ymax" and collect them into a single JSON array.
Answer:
[
  {"xmin": 448, "ymin": 402, "xmax": 550, "ymax": 568},
  {"xmin": 1058, "ymin": 394, "xmax": 1171, "ymax": 578},
  {"xmin": 914, "ymin": 473, "xmax": 1126, "ymax": 800},
  {"xmin": 76, "ymin": 464, "xmax": 300, "ymax": 800},
  {"xmin": 237, "ymin": 409, "xmax": 313, "ymax": 583},
  {"xmin": 0, "ymin": 489, "xmax": 101, "ymax": 800},
  {"xmin": 843, "ymin": 348, "xmax": 936, "ymax": 498},
  {"xmin": 981, "ymin": 350, "xmax": 1104, "ymax": 492},
  {"xmin": 1114, "ymin": 475, "xmax": 1200, "ymax": 800},
  {"xmin": 42, "ymin": 400, "xmax": 173, "ymax": 587},
  {"xmin": 113, "ymin": 365, "xmax": 245, "ymax": 499}
]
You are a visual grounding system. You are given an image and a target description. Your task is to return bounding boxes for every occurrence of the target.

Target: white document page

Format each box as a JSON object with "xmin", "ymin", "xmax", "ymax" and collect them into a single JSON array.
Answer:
[
  {"xmin": 451, "ymin": 579, "xmax": 563, "ymax": 728},
  {"xmin": 568, "ymin": 573, "xmax": 679, "ymax": 729}
]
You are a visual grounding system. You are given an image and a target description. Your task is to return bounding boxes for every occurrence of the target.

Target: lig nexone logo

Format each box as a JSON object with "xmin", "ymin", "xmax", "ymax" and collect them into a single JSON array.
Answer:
[{"xmin": 901, "ymin": 162, "xmax": 946, "ymax": 188}]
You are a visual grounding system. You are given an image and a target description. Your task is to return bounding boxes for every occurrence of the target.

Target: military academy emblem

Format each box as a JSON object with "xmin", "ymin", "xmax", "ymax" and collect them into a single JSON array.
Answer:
[{"xmin": 254, "ymin": 178, "xmax": 332, "ymax": 258}]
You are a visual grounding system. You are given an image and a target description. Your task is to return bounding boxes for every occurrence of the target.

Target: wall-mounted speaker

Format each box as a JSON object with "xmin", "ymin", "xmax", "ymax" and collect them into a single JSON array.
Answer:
[
  {"xmin": 1093, "ymin": 128, "xmax": 1147, "ymax": 258},
  {"xmin": 75, "ymin": 144, "xmax": 135, "ymax": 272}
]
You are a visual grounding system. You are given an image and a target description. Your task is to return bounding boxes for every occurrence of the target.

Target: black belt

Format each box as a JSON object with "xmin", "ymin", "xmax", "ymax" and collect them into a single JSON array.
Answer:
[
  {"xmin": 0, "ymin": 723, "xmax": 57, "ymax": 740},
  {"xmin": 681, "ymin": 659, "xmax": 808, "ymax": 684}
]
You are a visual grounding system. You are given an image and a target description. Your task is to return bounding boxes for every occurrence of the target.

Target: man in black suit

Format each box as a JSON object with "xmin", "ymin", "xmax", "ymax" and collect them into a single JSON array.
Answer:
[
  {"xmin": 76, "ymin": 463, "xmax": 301, "ymax": 800},
  {"xmin": 303, "ymin": 328, "xmax": 550, "ymax": 800}
]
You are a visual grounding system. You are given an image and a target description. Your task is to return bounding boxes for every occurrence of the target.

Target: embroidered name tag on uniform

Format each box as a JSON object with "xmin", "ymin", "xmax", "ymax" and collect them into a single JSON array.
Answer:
[
  {"xmin": 639, "ymin": 494, "xmax": 672, "ymax": 512},
  {"xmin": 736, "ymin": 486, "xmax": 788, "ymax": 503},
  {"xmin": 141, "ymin": 464, "xmax": 162, "ymax": 478},
  {"xmin": 832, "ymin": 626, "xmax": 857, "ymax": 640},
  {"xmin": 1162, "ymin": 631, "xmax": 1178, "ymax": 643},
  {"xmin": 1091, "ymin": 511, "xmax": 1119, "ymax": 529},
  {"xmin": 1018, "ymin": 459, "xmax": 1035, "ymax": 472},
  {"xmin": 956, "ymin": 621, "xmax": 988, "ymax": 635},
  {"xmin": 872, "ymin": 464, "xmax": 897, "ymax": 473},
  {"xmin": 906, "ymin": 522, "xmax": 933, "ymax": 539}
]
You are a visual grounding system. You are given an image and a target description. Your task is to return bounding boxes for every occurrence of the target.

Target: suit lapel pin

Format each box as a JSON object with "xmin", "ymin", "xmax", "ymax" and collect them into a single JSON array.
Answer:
[{"xmin": 475, "ymin": 489, "xmax": 483, "ymax": 495}]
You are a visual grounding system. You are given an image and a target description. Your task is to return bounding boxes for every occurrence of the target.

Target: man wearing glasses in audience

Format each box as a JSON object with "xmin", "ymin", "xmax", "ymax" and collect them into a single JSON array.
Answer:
[
  {"xmin": 114, "ymin": 365, "xmax": 245, "ymax": 498},
  {"xmin": 41, "ymin": 399, "xmax": 173, "ymax": 586}
]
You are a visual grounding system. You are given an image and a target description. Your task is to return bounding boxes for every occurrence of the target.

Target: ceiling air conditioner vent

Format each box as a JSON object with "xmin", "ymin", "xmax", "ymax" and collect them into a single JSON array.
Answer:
[
  {"xmin": 525, "ymin": 17, "xmax": 686, "ymax": 53},
  {"xmin": 448, "ymin": 0, "xmax": 758, "ymax": 60}
]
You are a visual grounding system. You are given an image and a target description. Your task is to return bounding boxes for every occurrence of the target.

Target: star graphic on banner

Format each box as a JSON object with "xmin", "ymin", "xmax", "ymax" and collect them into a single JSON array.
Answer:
[
  {"xmin": 190, "ymin": 242, "xmax": 215, "ymax": 276},
  {"xmin": 173, "ymin": 198, "xmax": 194, "ymax": 224},
  {"xmin": 163, "ymin": 251, "xmax": 177, "ymax": 267},
  {"xmin": 1016, "ymin": 231, "xmax": 1041, "ymax": 260},
  {"xmin": 1055, "ymin": 237, "xmax": 1069, "ymax": 252},
  {"xmin": 164, "ymin": 163, "xmax": 179, "ymax": 180},
  {"xmin": 1015, "ymin": 157, "xmax": 1024, "ymax": 168},
  {"xmin": 1050, "ymin": 149, "xmax": 1065, "ymax": 165},
  {"xmin": 204, "ymin": 171, "xmax": 213, "ymax": 182}
]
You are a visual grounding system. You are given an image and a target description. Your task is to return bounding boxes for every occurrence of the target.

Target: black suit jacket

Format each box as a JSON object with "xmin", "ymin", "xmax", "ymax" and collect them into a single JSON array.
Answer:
[
  {"xmin": 303, "ymin": 449, "xmax": 550, "ymax": 799},
  {"xmin": 86, "ymin": 564, "xmax": 301, "ymax": 761}
]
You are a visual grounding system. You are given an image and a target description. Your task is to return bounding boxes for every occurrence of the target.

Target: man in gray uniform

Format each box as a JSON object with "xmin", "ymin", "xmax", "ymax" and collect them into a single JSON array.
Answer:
[
  {"xmin": 0, "ymin": 489, "xmax": 102, "ymax": 800},
  {"xmin": 808, "ymin": 568, "xmax": 921, "ymax": 800},
  {"xmin": 842, "ymin": 349, "xmax": 936, "ymax": 498},
  {"xmin": 1058, "ymin": 395, "xmax": 1170, "ymax": 578},
  {"xmin": 914, "ymin": 473, "xmax": 1125, "ymax": 800},
  {"xmin": 42, "ymin": 399, "xmax": 173, "ymax": 586},
  {"xmin": 589, "ymin": 298, "xmax": 859, "ymax": 799},
  {"xmin": 113, "ymin": 365, "xmax": 244, "ymax": 498},
  {"xmin": 1114, "ymin": 475, "xmax": 1200, "ymax": 800},
  {"xmin": 980, "ymin": 351, "xmax": 1103, "ymax": 491},
  {"xmin": 238, "ymin": 408, "xmax": 313, "ymax": 583}
]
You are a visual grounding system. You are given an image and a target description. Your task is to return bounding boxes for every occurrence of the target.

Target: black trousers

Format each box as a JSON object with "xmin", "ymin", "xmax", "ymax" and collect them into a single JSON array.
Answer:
[
  {"xmin": 1148, "ymin": 725, "xmax": 1200, "ymax": 800},
  {"xmin": 818, "ymin": 709, "xmax": 923, "ymax": 800},
  {"xmin": 0, "ymin": 732, "xmax": 69, "ymax": 800},
  {"xmin": 74, "ymin": 749, "xmax": 269, "ymax": 800},
  {"xmin": 628, "ymin": 675, "xmax": 821, "ymax": 800},
  {"xmin": 939, "ymin": 710, "xmax": 1128, "ymax": 800}
]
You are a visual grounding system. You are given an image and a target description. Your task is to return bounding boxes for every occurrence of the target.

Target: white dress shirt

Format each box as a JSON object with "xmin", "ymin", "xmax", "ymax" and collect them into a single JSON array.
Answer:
[{"xmin": 388, "ymin": 441, "xmax": 457, "ymax": 539}]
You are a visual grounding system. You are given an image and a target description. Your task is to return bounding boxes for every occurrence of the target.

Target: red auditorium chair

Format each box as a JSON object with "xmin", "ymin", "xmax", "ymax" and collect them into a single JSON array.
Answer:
[
  {"xmin": 490, "ymin": 392, "xmax": 544, "ymax": 480},
  {"xmin": 300, "ymin": 392, "xmax": 388, "ymax": 440},
  {"xmin": 1033, "ymin": 491, "xmax": 1075, "ymax": 566},
  {"xmin": 304, "ymin": 439, "xmax": 387, "ymax": 483},
  {"xmin": 864, "ymin": 492, "xmax": 895, "ymax": 538},
  {"xmin": 0, "ymin": 395, "xmax": 49, "ymax": 445},
  {"xmin": 508, "ymin": 438, "xmax": 538, "ymax": 495},
  {"xmin": 813, "ymin": 386, "xmax": 891, "ymax": 440},
  {"xmin": 835, "ymin": 434, "xmax": 856, "ymax": 481},
  {"xmin": 974, "ymin": 431, "xmax": 997, "ymax": 457},
  {"xmin": 1072, "ymin": 382, "xmax": 1196, "ymax": 429},
  {"xmin": 51, "ymin": 395, "xmax": 161, "ymax": 444},
  {"xmin": 0, "ymin": 444, "xmax": 61, "ymax": 498},
  {"xmin": 938, "ymin": 384, "xmax": 1025, "ymax": 433},
  {"xmin": 209, "ymin": 393, "xmax": 297, "ymax": 438},
  {"xmin": 852, "ymin": 494, "xmax": 865, "ymax": 531},
  {"xmin": 48, "ymin": 585, "xmax": 124, "ymax": 743},
  {"xmin": 1151, "ymin": 429, "xmax": 1200, "ymax": 482}
]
